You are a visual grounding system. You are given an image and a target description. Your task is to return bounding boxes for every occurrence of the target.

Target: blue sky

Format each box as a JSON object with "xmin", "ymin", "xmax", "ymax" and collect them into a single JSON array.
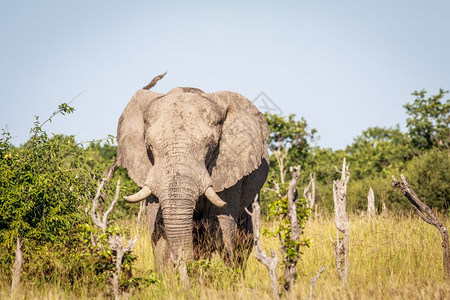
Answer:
[{"xmin": 1, "ymin": 1, "xmax": 449, "ymax": 149}]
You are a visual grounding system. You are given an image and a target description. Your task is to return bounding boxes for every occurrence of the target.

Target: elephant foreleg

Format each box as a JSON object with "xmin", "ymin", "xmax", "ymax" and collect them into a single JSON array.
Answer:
[
  {"xmin": 213, "ymin": 183, "xmax": 242, "ymax": 265},
  {"xmin": 217, "ymin": 214, "xmax": 238, "ymax": 260}
]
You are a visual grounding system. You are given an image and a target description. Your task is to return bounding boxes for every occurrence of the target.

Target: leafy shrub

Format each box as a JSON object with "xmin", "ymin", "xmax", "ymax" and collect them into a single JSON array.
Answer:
[
  {"xmin": 0, "ymin": 105, "xmax": 99, "ymax": 284},
  {"xmin": 403, "ymin": 148, "xmax": 450, "ymax": 211},
  {"xmin": 347, "ymin": 177, "xmax": 406, "ymax": 212},
  {"xmin": 263, "ymin": 183, "xmax": 310, "ymax": 259}
]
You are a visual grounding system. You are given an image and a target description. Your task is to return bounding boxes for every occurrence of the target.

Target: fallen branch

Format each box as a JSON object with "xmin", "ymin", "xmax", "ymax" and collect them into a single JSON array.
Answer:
[
  {"xmin": 245, "ymin": 196, "xmax": 279, "ymax": 299},
  {"xmin": 392, "ymin": 174, "xmax": 450, "ymax": 279}
]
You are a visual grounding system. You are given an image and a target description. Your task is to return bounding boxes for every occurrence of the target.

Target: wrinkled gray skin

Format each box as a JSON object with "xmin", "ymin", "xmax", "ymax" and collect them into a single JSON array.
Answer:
[{"xmin": 116, "ymin": 84, "xmax": 269, "ymax": 274}]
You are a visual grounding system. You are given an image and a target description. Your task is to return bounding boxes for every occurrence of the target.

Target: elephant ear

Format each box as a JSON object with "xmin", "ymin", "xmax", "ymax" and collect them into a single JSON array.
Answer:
[
  {"xmin": 203, "ymin": 91, "xmax": 270, "ymax": 192},
  {"xmin": 117, "ymin": 89, "xmax": 163, "ymax": 187}
]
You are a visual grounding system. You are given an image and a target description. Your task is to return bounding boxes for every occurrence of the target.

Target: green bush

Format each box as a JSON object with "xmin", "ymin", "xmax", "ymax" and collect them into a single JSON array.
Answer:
[
  {"xmin": 346, "ymin": 177, "xmax": 406, "ymax": 212},
  {"xmin": 0, "ymin": 104, "xmax": 141, "ymax": 293},
  {"xmin": 0, "ymin": 107, "xmax": 99, "ymax": 285},
  {"xmin": 403, "ymin": 148, "xmax": 450, "ymax": 212}
]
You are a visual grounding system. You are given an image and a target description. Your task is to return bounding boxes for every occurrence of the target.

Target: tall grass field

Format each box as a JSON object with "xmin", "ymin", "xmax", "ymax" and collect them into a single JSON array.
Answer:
[{"xmin": 1, "ymin": 213, "xmax": 449, "ymax": 299}]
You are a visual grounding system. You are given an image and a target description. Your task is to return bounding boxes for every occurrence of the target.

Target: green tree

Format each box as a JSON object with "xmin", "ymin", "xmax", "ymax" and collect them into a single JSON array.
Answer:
[
  {"xmin": 404, "ymin": 89, "xmax": 450, "ymax": 150},
  {"xmin": 302, "ymin": 147, "xmax": 346, "ymax": 212},
  {"xmin": 265, "ymin": 113, "xmax": 316, "ymax": 183},
  {"xmin": 346, "ymin": 126, "xmax": 413, "ymax": 180}
]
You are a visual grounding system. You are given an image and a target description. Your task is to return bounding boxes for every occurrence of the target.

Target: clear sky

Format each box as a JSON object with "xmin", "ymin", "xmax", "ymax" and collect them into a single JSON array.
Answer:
[{"xmin": 1, "ymin": 1, "xmax": 449, "ymax": 149}]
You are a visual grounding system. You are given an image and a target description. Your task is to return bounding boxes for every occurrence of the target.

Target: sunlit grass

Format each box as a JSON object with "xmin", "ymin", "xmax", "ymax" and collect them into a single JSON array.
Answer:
[{"xmin": 2, "ymin": 213, "xmax": 449, "ymax": 299}]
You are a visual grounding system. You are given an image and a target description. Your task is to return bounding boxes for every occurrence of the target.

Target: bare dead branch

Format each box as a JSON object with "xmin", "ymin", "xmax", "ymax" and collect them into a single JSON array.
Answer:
[
  {"xmin": 142, "ymin": 71, "xmax": 167, "ymax": 90},
  {"xmin": 265, "ymin": 181, "xmax": 281, "ymax": 195},
  {"xmin": 273, "ymin": 147, "xmax": 289, "ymax": 184},
  {"xmin": 309, "ymin": 266, "xmax": 326, "ymax": 300},
  {"xmin": 91, "ymin": 164, "xmax": 118, "ymax": 232},
  {"xmin": 246, "ymin": 196, "xmax": 279, "ymax": 299},
  {"xmin": 102, "ymin": 179, "xmax": 120, "ymax": 226},
  {"xmin": 304, "ymin": 173, "xmax": 316, "ymax": 216},
  {"xmin": 392, "ymin": 174, "xmax": 450, "ymax": 279},
  {"xmin": 11, "ymin": 237, "xmax": 23, "ymax": 296}
]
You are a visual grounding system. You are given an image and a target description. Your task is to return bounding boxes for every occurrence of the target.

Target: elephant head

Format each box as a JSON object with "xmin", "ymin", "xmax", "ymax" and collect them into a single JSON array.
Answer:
[{"xmin": 116, "ymin": 75, "xmax": 269, "ymax": 263}]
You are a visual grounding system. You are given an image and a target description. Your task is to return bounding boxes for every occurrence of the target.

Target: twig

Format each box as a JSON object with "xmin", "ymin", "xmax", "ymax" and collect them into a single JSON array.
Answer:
[{"xmin": 39, "ymin": 92, "xmax": 82, "ymax": 129}]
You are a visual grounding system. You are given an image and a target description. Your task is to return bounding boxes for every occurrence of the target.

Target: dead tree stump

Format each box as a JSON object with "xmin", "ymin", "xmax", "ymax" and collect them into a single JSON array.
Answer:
[
  {"xmin": 90, "ymin": 164, "xmax": 138, "ymax": 299},
  {"xmin": 309, "ymin": 266, "xmax": 325, "ymax": 300},
  {"xmin": 245, "ymin": 196, "xmax": 279, "ymax": 299},
  {"xmin": 304, "ymin": 173, "xmax": 317, "ymax": 217},
  {"xmin": 392, "ymin": 174, "xmax": 450, "ymax": 279},
  {"xmin": 331, "ymin": 158, "xmax": 350, "ymax": 285},
  {"xmin": 367, "ymin": 187, "xmax": 376, "ymax": 218},
  {"xmin": 11, "ymin": 237, "xmax": 23, "ymax": 297},
  {"xmin": 282, "ymin": 165, "xmax": 302, "ymax": 291}
]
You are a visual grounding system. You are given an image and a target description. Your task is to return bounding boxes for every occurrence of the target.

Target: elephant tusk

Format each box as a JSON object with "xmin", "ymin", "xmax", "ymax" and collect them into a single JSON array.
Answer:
[
  {"xmin": 124, "ymin": 186, "xmax": 152, "ymax": 203},
  {"xmin": 204, "ymin": 187, "xmax": 227, "ymax": 208}
]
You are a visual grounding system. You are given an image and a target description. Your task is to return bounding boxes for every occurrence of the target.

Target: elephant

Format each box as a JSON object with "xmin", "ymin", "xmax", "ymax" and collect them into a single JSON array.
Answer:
[{"xmin": 116, "ymin": 73, "xmax": 269, "ymax": 276}]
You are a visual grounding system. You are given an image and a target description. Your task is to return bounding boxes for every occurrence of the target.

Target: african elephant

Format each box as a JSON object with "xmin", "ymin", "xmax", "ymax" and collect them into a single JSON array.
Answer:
[{"xmin": 116, "ymin": 74, "xmax": 269, "ymax": 275}]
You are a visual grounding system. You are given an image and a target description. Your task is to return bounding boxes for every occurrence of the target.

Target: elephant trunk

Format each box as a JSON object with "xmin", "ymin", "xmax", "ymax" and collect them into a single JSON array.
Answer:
[
  {"xmin": 161, "ymin": 199, "xmax": 195, "ymax": 263},
  {"xmin": 158, "ymin": 161, "xmax": 199, "ymax": 263}
]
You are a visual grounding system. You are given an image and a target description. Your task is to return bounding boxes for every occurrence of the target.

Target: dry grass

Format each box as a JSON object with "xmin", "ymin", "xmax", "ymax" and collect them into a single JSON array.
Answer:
[{"xmin": 2, "ymin": 213, "xmax": 450, "ymax": 299}]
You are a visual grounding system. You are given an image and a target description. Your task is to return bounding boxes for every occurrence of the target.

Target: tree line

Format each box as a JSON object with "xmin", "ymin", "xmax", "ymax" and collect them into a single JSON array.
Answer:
[{"xmin": 261, "ymin": 88, "xmax": 449, "ymax": 214}]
